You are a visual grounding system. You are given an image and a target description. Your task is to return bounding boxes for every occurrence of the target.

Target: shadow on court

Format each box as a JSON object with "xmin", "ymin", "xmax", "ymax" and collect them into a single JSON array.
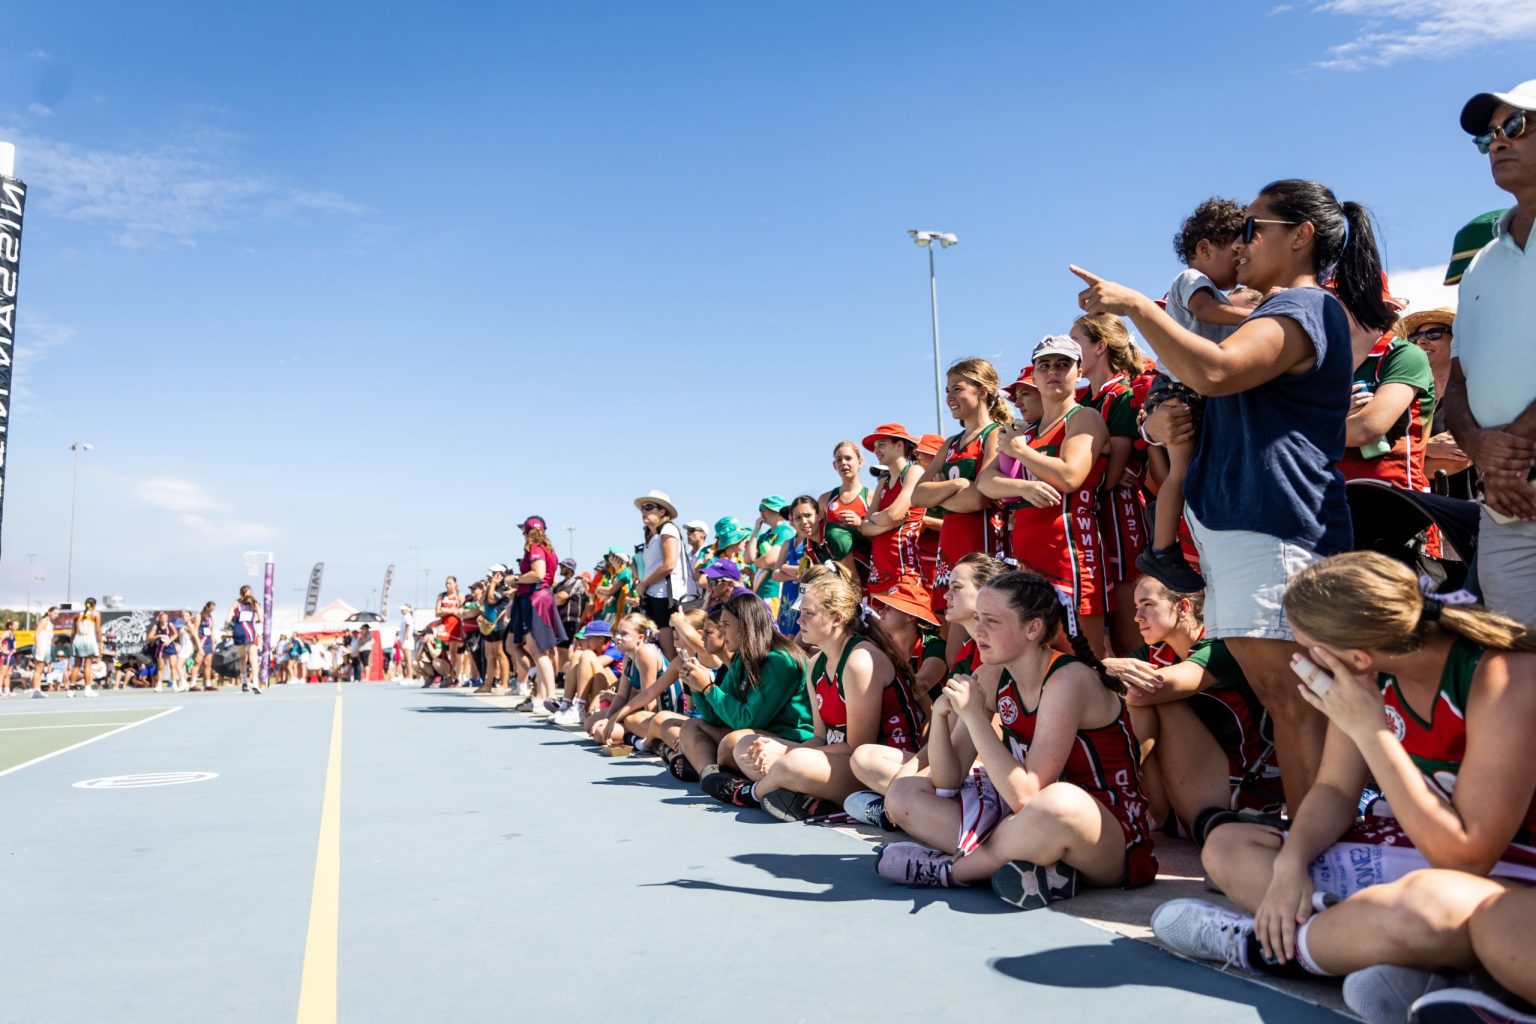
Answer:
[
  {"xmin": 646, "ymin": 851, "xmax": 1013, "ymax": 913},
  {"xmin": 991, "ymin": 939, "xmax": 1343, "ymax": 1022},
  {"xmin": 406, "ymin": 705, "xmax": 509, "ymax": 714}
]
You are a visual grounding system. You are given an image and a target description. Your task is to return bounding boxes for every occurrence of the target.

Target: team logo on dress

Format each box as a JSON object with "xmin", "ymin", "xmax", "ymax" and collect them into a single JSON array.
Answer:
[
  {"xmin": 815, "ymin": 692, "xmax": 823, "ymax": 710},
  {"xmin": 997, "ymin": 694, "xmax": 1019, "ymax": 726},
  {"xmin": 1383, "ymin": 705, "xmax": 1407, "ymax": 742}
]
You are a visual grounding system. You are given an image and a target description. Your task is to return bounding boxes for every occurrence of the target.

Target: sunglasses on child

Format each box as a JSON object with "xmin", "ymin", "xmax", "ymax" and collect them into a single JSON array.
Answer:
[
  {"xmin": 1241, "ymin": 217, "xmax": 1302, "ymax": 244},
  {"xmin": 1475, "ymin": 109, "xmax": 1531, "ymax": 154}
]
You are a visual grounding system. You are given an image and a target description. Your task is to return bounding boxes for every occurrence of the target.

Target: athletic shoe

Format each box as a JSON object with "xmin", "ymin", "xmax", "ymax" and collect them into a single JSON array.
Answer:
[
  {"xmin": 542, "ymin": 698, "xmax": 562, "ymax": 714},
  {"xmin": 1136, "ymin": 544, "xmax": 1206, "ymax": 592},
  {"xmin": 1410, "ymin": 989, "xmax": 1536, "ymax": 1024},
  {"xmin": 30, "ymin": 689, "xmax": 44, "ymax": 699},
  {"xmin": 551, "ymin": 707, "xmax": 580, "ymax": 727},
  {"xmin": 632, "ymin": 738, "xmax": 649, "ymax": 755},
  {"xmin": 1149, "ymin": 899, "xmax": 1256, "ymax": 973},
  {"xmin": 700, "ymin": 771, "xmax": 760, "ymax": 807},
  {"xmin": 843, "ymin": 790, "xmax": 897, "ymax": 831},
  {"xmin": 527, "ymin": 703, "xmax": 554, "ymax": 718},
  {"xmin": 759, "ymin": 789, "xmax": 831, "ymax": 822},
  {"xmin": 874, "ymin": 843, "xmax": 955, "ymax": 887},
  {"xmin": 990, "ymin": 860, "xmax": 1080, "ymax": 910},
  {"xmin": 1345, "ymin": 965, "xmax": 1452, "ymax": 1024}
]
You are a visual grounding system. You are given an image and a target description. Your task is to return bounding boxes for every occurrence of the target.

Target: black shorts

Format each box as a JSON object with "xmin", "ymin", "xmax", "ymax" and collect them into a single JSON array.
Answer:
[
  {"xmin": 639, "ymin": 594, "xmax": 678, "ymax": 627},
  {"xmin": 557, "ymin": 622, "xmax": 579, "ymax": 649},
  {"xmin": 1144, "ymin": 373, "xmax": 1206, "ymax": 432}
]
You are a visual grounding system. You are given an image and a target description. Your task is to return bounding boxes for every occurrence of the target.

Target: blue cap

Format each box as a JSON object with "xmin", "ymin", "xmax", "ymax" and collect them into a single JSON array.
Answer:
[
  {"xmin": 574, "ymin": 620, "xmax": 612, "ymax": 639},
  {"xmin": 702, "ymin": 559, "xmax": 742, "ymax": 582}
]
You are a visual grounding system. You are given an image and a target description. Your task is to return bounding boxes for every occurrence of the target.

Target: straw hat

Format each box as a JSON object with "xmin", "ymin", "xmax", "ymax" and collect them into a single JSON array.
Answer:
[
  {"xmin": 1392, "ymin": 307, "xmax": 1456, "ymax": 340},
  {"xmin": 633, "ymin": 490, "xmax": 678, "ymax": 519}
]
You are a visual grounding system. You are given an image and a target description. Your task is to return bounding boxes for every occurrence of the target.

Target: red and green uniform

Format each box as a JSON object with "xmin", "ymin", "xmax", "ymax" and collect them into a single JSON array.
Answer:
[
  {"xmin": 867, "ymin": 464, "xmax": 927, "ymax": 595},
  {"xmin": 810, "ymin": 641, "xmax": 923, "ymax": 753},
  {"xmin": 1009, "ymin": 405, "xmax": 1110, "ymax": 619},
  {"xmin": 1337, "ymin": 337, "xmax": 1436, "ymax": 490},
  {"xmin": 1380, "ymin": 637, "xmax": 1536, "ymax": 844},
  {"xmin": 989, "ymin": 652, "xmax": 1158, "ymax": 887},
  {"xmin": 1087, "ymin": 376, "xmax": 1150, "ymax": 584},
  {"xmin": 911, "ymin": 632, "xmax": 948, "ymax": 702},
  {"xmin": 933, "ymin": 423, "xmax": 1002, "ymax": 602},
  {"xmin": 1132, "ymin": 634, "xmax": 1269, "ymax": 790},
  {"xmin": 821, "ymin": 486, "xmax": 872, "ymax": 566}
]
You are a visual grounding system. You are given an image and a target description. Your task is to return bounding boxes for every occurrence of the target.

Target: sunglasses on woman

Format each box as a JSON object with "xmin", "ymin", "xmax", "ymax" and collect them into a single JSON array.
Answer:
[
  {"xmin": 1409, "ymin": 327, "xmax": 1450, "ymax": 343},
  {"xmin": 1241, "ymin": 217, "xmax": 1302, "ymax": 244},
  {"xmin": 1475, "ymin": 109, "xmax": 1531, "ymax": 154},
  {"xmin": 639, "ymin": 503, "xmax": 664, "ymax": 513}
]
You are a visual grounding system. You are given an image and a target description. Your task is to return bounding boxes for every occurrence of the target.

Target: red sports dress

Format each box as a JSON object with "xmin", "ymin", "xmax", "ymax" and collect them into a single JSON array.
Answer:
[
  {"xmin": 1137, "ymin": 635, "xmax": 1269, "ymax": 791},
  {"xmin": 821, "ymin": 485, "xmax": 872, "ymax": 570},
  {"xmin": 438, "ymin": 592, "xmax": 464, "ymax": 643},
  {"xmin": 1087, "ymin": 376, "xmax": 1150, "ymax": 585},
  {"xmin": 867, "ymin": 464, "xmax": 927, "ymax": 596},
  {"xmin": 811, "ymin": 640, "xmax": 923, "ymax": 753},
  {"xmin": 990, "ymin": 652, "xmax": 1158, "ymax": 887},
  {"xmin": 933, "ymin": 423, "xmax": 1001, "ymax": 600},
  {"xmin": 1009, "ymin": 406, "xmax": 1110, "ymax": 619}
]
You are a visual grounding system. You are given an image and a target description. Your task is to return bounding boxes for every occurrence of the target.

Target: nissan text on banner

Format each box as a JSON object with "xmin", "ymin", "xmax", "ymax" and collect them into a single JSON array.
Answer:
[{"xmin": 0, "ymin": 141, "xmax": 26, "ymax": 560}]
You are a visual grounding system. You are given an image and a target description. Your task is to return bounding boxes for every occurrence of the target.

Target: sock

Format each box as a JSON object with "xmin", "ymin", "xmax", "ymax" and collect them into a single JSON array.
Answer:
[
  {"xmin": 574, "ymin": 699, "xmax": 587, "ymax": 715},
  {"xmin": 1293, "ymin": 920, "xmax": 1337, "ymax": 977},
  {"xmin": 1243, "ymin": 933, "xmax": 1308, "ymax": 978},
  {"xmin": 557, "ymin": 699, "xmax": 571, "ymax": 712}
]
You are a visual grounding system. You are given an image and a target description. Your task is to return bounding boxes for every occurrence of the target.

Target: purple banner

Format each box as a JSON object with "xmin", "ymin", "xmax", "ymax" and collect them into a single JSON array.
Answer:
[{"xmin": 261, "ymin": 557, "xmax": 274, "ymax": 684}]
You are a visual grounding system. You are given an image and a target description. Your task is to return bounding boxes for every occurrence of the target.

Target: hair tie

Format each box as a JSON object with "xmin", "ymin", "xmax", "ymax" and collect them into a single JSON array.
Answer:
[
  {"xmin": 1418, "ymin": 597, "xmax": 1443, "ymax": 627},
  {"xmin": 1339, "ymin": 216, "xmax": 1351, "ymax": 251},
  {"xmin": 856, "ymin": 601, "xmax": 880, "ymax": 628}
]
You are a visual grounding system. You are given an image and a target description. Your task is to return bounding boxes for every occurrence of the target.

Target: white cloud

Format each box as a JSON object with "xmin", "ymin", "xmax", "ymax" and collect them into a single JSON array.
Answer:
[
  {"xmin": 134, "ymin": 477, "xmax": 275, "ymax": 543},
  {"xmin": 1308, "ymin": 0, "xmax": 1536, "ymax": 69},
  {"xmin": 0, "ymin": 122, "xmax": 366, "ymax": 247},
  {"xmin": 27, "ymin": 103, "xmax": 53, "ymax": 119},
  {"xmin": 11, "ymin": 312, "xmax": 75, "ymax": 411},
  {"xmin": 1387, "ymin": 263, "xmax": 1459, "ymax": 314}
]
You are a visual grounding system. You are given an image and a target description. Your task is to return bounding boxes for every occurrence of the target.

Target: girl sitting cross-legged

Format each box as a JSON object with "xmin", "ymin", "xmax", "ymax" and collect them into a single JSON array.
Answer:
[{"xmin": 876, "ymin": 570, "xmax": 1158, "ymax": 909}]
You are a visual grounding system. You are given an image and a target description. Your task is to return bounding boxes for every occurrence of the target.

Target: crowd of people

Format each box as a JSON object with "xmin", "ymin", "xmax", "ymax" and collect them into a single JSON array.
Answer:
[
  {"xmin": 402, "ymin": 81, "xmax": 1536, "ymax": 1024},
  {"xmin": 5, "ymin": 79, "xmax": 1532, "ymax": 1024}
]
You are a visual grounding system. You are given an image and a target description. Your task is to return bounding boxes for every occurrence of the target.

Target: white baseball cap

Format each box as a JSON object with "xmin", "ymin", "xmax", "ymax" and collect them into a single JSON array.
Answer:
[
  {"xmin": 684, "ymin": 520, "xmax": 709, "ymax": 533},
  {"xmin": 1461, "ymin": 79, "xmax": 1536, "ymax": 134}
]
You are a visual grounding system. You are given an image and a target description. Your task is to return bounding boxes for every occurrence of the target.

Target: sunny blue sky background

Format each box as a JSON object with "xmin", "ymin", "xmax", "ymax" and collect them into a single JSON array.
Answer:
[{"xmin": 0, "ymin": 0, "xmax": 1529, "ymax": 624}]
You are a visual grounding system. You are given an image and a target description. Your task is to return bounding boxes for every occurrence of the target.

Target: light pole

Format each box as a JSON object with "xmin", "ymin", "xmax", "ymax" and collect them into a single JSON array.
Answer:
[
  {"xmin": 66, "ymin": 442, "xmax": 93, "ymax": 604},
  {"xmin": 565, "ymin": 525, "xmax": 576, "ymax": 565},
  {"xmin": 407, "ymin": 545, "xmax": 423, "ymax": 608},
  {"xmin": 28, "ymin": 575, "xmax": 43, "ymax": 629},
  {"xmin": 908, "ymin": 230, "xmax": 958, "ymax": 434},
  {"xmin": 24, "ymin": 553, "xmax": 35, "ymax": 628}
]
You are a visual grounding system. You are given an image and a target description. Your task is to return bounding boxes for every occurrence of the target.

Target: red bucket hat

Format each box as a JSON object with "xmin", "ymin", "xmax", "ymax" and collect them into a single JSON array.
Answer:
[
  {"xmin": 915, "ymin": 433, "xmax": 944, "ymax": 458},
  {"xmin": 1006, "ymin": 364, "xmax": 1039, "ymax": 397},
  {"xmin": 872, "ymin": 579, "xmax": 938, "ymax": 626},
  {"xmin": 862, "ymin": 422, "xmax": 919, "ymax": 452}
]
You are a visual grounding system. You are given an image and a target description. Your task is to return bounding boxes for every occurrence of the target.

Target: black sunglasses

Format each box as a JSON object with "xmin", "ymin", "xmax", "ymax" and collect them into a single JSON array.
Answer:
[
  {"xmin": 1475, "ymin": 109, "xmax": 1531, "ymax": 154},
  {"xmin": 1409, "ymin": 327, "xmax": 1450, "ymax": 343},
  {"xmin": 1241, "ymin": 217, "xmax": 1302, "ymax": 244},
  {"xmin": 639, "ymin": 503, "xmax": 664, "ymax": 513}
]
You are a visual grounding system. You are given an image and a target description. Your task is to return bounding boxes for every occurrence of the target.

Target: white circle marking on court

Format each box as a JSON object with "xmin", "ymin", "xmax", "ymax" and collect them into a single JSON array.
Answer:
[{"xmin": 72, "ymin": 772, "xmax": 219, "ymax": 789}]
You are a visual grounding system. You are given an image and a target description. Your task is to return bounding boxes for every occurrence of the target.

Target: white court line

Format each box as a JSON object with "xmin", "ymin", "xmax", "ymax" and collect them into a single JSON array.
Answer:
[
  {"xmin": 0, "ymin": 722, "xmax": 143, "ymax": 731},
  {"xmin": 0, "ymin": 707, "xmax": 182, "ymax": 778}
]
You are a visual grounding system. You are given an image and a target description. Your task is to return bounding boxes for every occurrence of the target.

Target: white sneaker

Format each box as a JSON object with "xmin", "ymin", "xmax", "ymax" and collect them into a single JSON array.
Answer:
[
  {"xmin": 843, "ymin": 790, "xmax": 894, "ymax": 830},
  {"xmin": 1150, "ymin": 899, "xmax": 1256, "ymax": 973},
  {"xmin": 1345, "ymin": 965, "xmax": 1450, "ymax": 1024},
  {"xmin": 527, "ymin": 703, "xmax": 554, "ymax": 718},
  {"xmin": 552, "ymin": 707, "xmax": 581, "ymax": 727}
]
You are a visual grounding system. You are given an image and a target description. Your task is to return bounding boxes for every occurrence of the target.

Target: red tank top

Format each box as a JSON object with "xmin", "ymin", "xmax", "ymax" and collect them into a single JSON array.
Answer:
[
  {"xmin": 994, "ymin": 652, "xmax": 1146, "ymax": 818},
  {"xmin": 868, "ymin": 464, "xmax": 926, "ymax": 587},
  {"xmin": 812, "ymin": 640, "xmax": 922, "ymax": 752},
  {"xmin": 1010, "ymin": 406, "xmax": 1107, "ymax": 584}
]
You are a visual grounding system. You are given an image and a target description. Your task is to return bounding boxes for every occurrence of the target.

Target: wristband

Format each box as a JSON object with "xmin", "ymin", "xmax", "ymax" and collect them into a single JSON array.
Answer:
[
  {"xmin": 934, "ymin": 787, "xmax": 960, "ymax": 799},
  {"xmin": 1139, "ymin": 419, "xmax": 1167, "ymax": 449}
]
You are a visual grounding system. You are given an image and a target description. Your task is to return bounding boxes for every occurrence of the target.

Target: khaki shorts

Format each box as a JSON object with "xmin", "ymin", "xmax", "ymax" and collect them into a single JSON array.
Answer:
[{"xmin": 1185, "ymin": 508, "xmax": 1322, "ymax": 642}]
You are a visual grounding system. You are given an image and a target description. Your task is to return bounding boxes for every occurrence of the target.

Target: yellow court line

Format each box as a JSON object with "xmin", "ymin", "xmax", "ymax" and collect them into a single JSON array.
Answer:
[{"xmin": 296, "ymin": 690, "xmax": 343, "ymax": 1024}]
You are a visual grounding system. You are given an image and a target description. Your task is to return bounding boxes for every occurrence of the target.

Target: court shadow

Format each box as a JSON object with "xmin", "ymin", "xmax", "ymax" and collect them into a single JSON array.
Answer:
[
  {"xmin": 593, "ymin": 775, "xmax": 679, "ymax": 791},
  {"xmin": 407, "ymin": 705, "xmax": 508, "ymax": 713},
  {"xmin": 646, "ymin": 852, "xmax": 1011, "ymax": 913},
  {"xmin": 990, "ymin": 939, "xmax": 1341, "ymax": 1022}
]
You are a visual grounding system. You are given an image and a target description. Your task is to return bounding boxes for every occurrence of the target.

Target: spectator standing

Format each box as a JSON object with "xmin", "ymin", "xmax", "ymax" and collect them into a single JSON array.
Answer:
[
  {"xmin": 1075, "ymin": 177, "xmax": 1396, "ymax": 809},
  {"xmin": 634, "ymin": 490, "xmax": 690, "ymax": 655},
  {"xmin": 748, "ymin": 497, "xmax": 794, "ymax": 616},
  {"xmin": 771, "ymin": 496, "xmax": 819, "ymax": 637},
  {"xmin": 683, "ymin": 520, "xmax": 712, "ymax": 577},
  {"xmin": 819, "ymin": 441, "xmax": 872, "ymax": 579},
  {"xmin": 1443, "ymin": 80, "xmax": 1536, "ymax": 625},
  {"xmin": 1395, "ymin": 308, "xmax": 1474, "ymax": 496}
]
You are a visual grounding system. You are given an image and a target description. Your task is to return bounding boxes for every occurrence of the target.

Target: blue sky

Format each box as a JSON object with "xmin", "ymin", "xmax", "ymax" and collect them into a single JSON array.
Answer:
[{"xmin": 0, "ymin": 0, "xmax": 1529, "ymax": 623}]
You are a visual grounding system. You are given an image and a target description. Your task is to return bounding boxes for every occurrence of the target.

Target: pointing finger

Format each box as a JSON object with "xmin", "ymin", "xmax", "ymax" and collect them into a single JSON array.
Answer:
[{"xmin": 1068, "ymin": 265, "xmax": 1103, "ymax": 285}]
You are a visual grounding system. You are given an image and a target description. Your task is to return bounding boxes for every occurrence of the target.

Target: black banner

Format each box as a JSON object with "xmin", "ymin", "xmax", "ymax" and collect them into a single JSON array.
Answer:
[
  {"xmin": 0, "ymin": 170, "xmax": 24, "ymax": 562},
  {"xmin": 304, "ymin": 561, "xmax": 324, "ymax": 617}
]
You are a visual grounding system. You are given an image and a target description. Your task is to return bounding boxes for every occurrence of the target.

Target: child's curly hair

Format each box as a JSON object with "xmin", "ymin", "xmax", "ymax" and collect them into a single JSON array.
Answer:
[{"xmin": 1173, "ymin": 198, "xmax": 1246, "ymax": 264}]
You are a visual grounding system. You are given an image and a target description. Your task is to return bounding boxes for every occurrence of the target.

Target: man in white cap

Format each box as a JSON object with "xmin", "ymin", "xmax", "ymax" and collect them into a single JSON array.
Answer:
[
  {"xmin": 1442, "ymin": 78, "xmax": 1536, "ymax": 626},
  {"xmin": 684, "ymin": 520, "xmax": 711, "ymax": 575}
]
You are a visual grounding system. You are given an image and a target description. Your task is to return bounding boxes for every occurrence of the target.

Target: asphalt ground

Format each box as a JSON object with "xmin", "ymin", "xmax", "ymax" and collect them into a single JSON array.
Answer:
[{"xmin": 0, "ymin": 684, "xmax": 1350, "ymax": 1023}]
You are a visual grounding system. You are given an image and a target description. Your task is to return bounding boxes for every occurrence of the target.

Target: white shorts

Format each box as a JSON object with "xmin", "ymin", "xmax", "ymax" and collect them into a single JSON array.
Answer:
[
  {"xmin": 1185, "ymin": 508, "xmax": 1322, "ymax": 642},
  {"xmin": 1476, "ymin": 506, "xmax": 1536, "ymax": 629},
  {"xmin": 1300, "ymin": 816, "xmax": 1536, "ymax": 899}
]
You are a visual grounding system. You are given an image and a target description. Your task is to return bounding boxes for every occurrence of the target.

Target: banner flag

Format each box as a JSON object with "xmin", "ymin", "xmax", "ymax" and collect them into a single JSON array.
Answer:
[
  {"xmin": 0, "ymin": 160, "xmax": 28, "ymax": 560},
  {"xmin": 304, "ymin": 562, "xmax": 324, "ymax": 617},
  {"xmin": 261, "ymin": 557, "xmax": 274, "ymax": 684},
  {"xmin": 380, "ymin": 564, "xmax": 394, "ymax": 616}
]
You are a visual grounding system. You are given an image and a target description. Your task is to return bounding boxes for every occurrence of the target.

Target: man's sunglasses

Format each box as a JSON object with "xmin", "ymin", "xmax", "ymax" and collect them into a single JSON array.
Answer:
[
  {"xmin": 1409, "ymin": 327, "xmax": 1450, "ymax": 343},
  {"xmin": 1475, "ymin": 109, "xmax": 1531, "ymax": 154},
  {"xmin": 1241, "ymin": 217, "xmax": 1301, "ymax": 244}
]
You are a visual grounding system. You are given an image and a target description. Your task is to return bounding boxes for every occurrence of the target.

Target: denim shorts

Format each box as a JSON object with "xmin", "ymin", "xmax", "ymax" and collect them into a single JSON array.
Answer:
[{"xmin": 1185, "ymin": 507, "xmax": 1321, "ymax": 641}]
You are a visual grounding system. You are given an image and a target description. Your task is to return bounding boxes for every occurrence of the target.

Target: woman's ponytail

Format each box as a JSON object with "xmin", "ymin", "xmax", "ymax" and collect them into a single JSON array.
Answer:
[{"xmin": 1258, "ymin": 180, "xmax": 1395, "ymax": 334}]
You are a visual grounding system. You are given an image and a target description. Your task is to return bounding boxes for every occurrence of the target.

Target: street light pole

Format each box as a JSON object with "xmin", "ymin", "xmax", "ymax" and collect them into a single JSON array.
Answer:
[
  {"xmin": 908, "ymin": 231, "xmax": 958, "ymax": 434},
  {"xmin": 66, "ymin": 443, "xmax": 92, "ymax": 605},
  {"xmin": 565, "ymin": 525, "xmax": 576, "ymax": 565},
  {"xmin": 25, "ymin": 553, "xmax": 35, "ymax": 628}
]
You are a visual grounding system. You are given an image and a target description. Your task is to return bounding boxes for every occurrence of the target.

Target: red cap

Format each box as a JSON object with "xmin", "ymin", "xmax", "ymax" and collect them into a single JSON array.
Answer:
[
  {"xmin": 519, "ymin": 516, "xmax": 546, "ymax": 533},
  {"xmin": 1006, "ymin": 364, "xmax": 1039, "ymax": 395},
  {"xmin": 862, "ymin": 422, "xmax": 918, "ymax": 452}
]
